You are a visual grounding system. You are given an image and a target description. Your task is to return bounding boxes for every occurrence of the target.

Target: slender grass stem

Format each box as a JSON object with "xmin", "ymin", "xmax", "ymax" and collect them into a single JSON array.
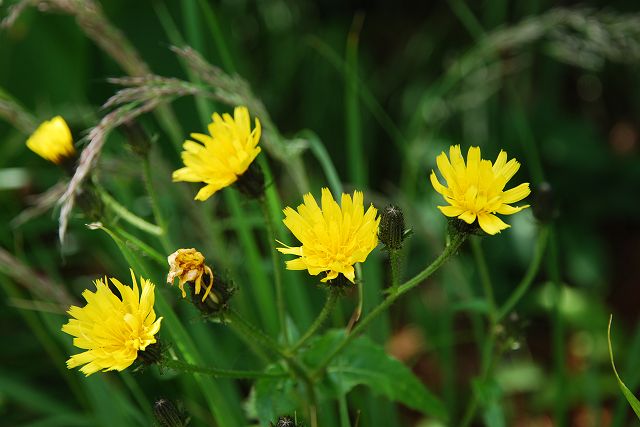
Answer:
[
  {"xmin": 143, "ymin": 156, "xmax": 173, "ymax": 254},
  {"xmin": 164, "ymin": 358, "xmax": 287, "ymax": 379},
  {"xmin": 339, "ymin": 393, "xmax": 351, "ymax": 427},
  {"xmin": 111, "ymin": 225, "xmax": 165, "ymax": 266},
  {"xmin": 548, "ymin": 228, "xmax": 567, "ymax": 427},
  {"xmin": 496, "ymin": 226, "xmax": 550, "ymax": 321},
  {"xmin": 95, "ymin": 185, "xmax": 162, "ymax": 236},
  {"xmin": 292, "ymin": 290, "xmax": 339, "ymax": 352},
  {"xmin": 260, "ymin": 195, "xmax": 288, "ymax": 344},
  {"xmin": 312, "ymin": 233, "xmax": 467, "ymax": 378}
]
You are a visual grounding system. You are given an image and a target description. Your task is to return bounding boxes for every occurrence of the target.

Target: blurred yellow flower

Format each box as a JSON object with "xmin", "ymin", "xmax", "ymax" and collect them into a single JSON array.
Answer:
[
  {"xmin": 61, "ymin": 270, "xmax": 162, "ymax": 376},
  {"xmin": 278, "ymin": 188, "xmax": 379, "ymax": 283},
  {"xmin": 430, "ymin": 145, "xmax": 530, "ymax": 235},
  {"xmin": 167, "ymin": 248, "xmax": 214, "ymax": 302},
  {"xmin": 26, "ymin": 116, "xmax": 75, "ymax": 164},
  {"xmin": 172, "ymin": 106, "xmax": 262, "ymax": 201}
]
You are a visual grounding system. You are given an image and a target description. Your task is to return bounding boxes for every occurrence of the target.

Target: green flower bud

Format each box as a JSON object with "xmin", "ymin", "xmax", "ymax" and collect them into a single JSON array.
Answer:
[
  {"xmin": 379, "ymin": 205, "xmax": 406, "ymax": 250},
  {"xmin": 235, "ymin": 161, "xmax": 265, "ymax": 198},
  {"xmin": 153, "ymin": 398, "xmax": 187, "ymax": 427}
]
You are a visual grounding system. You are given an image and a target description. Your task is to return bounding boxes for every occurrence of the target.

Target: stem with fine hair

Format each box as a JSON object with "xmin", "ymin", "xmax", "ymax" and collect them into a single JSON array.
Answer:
[
  {"xmin": 164, "ymin": 358, "xmax": 287, "ymax": 379},
  {"xmin": 470, "ymin": 237, "xmax": 497, "ymax": 323},
  {"xmin": 291, "ymin": 290, "xmax": 339, "ymax": 352},
  {"xmin": 312, "ymin": 232, "xmax": 467, "ymax": 378},
  {"xmin": 259, "ymin": 195, "xmax": 288, "ymax": 344},
  {"xmin": 389, "ymin": 249, "xmax": 401, "ymax": 291}
]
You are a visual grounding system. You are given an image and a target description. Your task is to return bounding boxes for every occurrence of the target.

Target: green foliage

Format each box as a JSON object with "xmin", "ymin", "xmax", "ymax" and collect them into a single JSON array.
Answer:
[{"xmin": 608, "ymin": 316, "xmax": 640, "ymax": 421}]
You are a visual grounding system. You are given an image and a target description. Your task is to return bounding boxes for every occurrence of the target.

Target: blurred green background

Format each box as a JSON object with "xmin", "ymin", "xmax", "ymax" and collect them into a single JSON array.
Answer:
[{"xmin": 2, "ymin": 0, "xmax": 640, "ymax": 426}]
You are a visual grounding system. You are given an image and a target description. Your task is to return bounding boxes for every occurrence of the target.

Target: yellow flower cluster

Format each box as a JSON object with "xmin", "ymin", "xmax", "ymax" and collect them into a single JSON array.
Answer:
[
  {"xmin": 278, "ymin": 188, "xmax": 380, "ymax": 283},
  {"xmin": 61, "ymin": 270, "xmax": 162, "ymax": 376},
  {"xmin": 26, "ymin": 116, "xmax": 75, "ymax": 164},
  {"xmin": 172, "ymin": 106, "xmax": 262, "ymax": 201},
  {"xmin": 430, "ymin": 145, "xmax": 530, "ymax": 235}
]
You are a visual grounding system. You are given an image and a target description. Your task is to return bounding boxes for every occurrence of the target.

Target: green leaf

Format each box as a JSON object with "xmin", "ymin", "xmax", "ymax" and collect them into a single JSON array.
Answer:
[
  {"xmin": 304, "ymin": 330, "xmax": 448, "ymax": 420},
  {"xmin": 472, "ymin": 379, "xmax": 505, "ymax": 427},
  {"xmin": 252, "ymin": 365, "xmax": 302, "ymax": 425},
  {"xmin": 608, "ymin": 315, "xmax": 640, "ymax": 420}
]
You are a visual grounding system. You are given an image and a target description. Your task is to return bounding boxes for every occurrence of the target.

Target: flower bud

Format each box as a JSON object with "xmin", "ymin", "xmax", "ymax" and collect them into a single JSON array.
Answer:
[
  {"xmin": 378, "ymin": 205, "xmax": 406, "ymax": 250},
  {"xmin": 137, "ymin": 341, "xmax": 164, "ymax": 367},
  {"xmin": 189, "ymin": 272, "xmax": 236, "ymax": 316},
  {"xmin": 270, "ymin": 415, "xmax": 300, "ymax": 427},
  {"xmin": 121, "ymin": 120, "xmax": 151, "ymax": 157},
  {"xmin": 235, "ymin": 161, "xmax": 265, "ymax": 198},
  {"xmin": 532, "ymin": 182, "xmax": 558, "ymax": 223},
  {"xmin": 153, "ymin": 398, "xmax": 187, "ymax": 427}
]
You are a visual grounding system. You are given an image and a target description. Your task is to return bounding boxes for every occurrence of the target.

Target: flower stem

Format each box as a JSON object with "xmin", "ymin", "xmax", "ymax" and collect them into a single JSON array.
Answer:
[
  {"xmin": 259, "ymin": 195, "xmax": 289, "ymax": 344},
  {"xmin": 470, "ymin": 237, "xmax": 497, "ymax": 323},
  {"xmin": 226, "ymin": 308, "xmax": 318, "ymax": 425},
  {"xmin": 164, "ymin": 358, "xmax": 287, "ymax": 379},
  {"xmin": 291, "ymin": 289, "xmax": 339, "ymax": 352},
  {"xmin": 312, "ymin": 232, "xmax": 467, "ymax": 378},
  {"xmin": 389, "ymin": 248, "xmax": 401, "ymax": 291},
  {"xmin": 496, "ymin": 226, "xmax": 550, "ymax": 321}
]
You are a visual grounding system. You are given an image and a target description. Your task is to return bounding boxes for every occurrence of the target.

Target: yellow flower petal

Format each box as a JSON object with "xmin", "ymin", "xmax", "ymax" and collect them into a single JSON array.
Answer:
[
  {"xmin": 278, "ymin": 188, "xmax": 380, "ymax": 284},
  {"xmin": 477, "ymin": 212, "xmax": 510, "ymax": 235},
  {"xmin": 429, "ymin": 145, "xmax": 530, "ymax": 235},
  {"xmin": 26, "ymin": 116, "xmax": 75, "ymax": 164},
  {"xmin": 173, "ymin": 106, "xmax": 261, "ymax": 201},
  {"xmin": 61, "ymin": 270, "xmax": 162, "ymax": 376}
]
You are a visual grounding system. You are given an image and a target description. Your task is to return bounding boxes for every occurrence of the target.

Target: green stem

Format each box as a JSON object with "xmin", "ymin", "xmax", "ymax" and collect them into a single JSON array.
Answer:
[
  {"xmin": 470, "ymin": 237, "xmax": 497, "ymax": 323},
  {"xmin": 548, "ymin": 228, "xmax": 567, "ymax": 427},
  {"xmin": 461, "ymin": 227, "xmax": 550, "ymax": 427},
  {"xmin": 143, "ymin": 156, "xmax": 173, "ymax": 253},
  {"xmin": 164, "ymin": 358, "xmax": 287, "ymax": 379},
  {"xmin": 389, "ymin": 249, "xmax": 401, "ymax": 291},
  {"xmin": 496, "ymin": 226, "xmax": 550, "ymax": 321},
  {"xmin": 313, "ymin": 233, "xmax": 466, "ymax": 377},
  {"xmin": 95, "ymin": 186, "xmax": 162, "ymax": 236},
  {"xmin": 111, "ymin": 224, "xmax": 165, "ymax": 266},
  {"xmin": 260, "ymin": 195, "xmax": 288, "ymax": 344},
  {"xmin": 227, "ymin": 308, "xmax": 319, "ymax": 426},
  {"xmin": 339, "ymin": 392, "xmax": 351, "ymax": 427},
  {"xmin": 292, "ymin": 290, "xmax": 339, "ymax": 352}
]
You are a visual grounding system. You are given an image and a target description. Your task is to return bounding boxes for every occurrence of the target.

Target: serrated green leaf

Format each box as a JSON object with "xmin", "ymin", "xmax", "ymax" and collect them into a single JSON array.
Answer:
[
  {"xmin": 608, "ymin": 315, "xmax": 640, "ymax": 420},
  {"xmin": 252, "ymin": 365, "xmax": 302, "ymax": 425},
  {"xmin": 303, "ymin": 330, "xmax": 448, "ymax": 420}
]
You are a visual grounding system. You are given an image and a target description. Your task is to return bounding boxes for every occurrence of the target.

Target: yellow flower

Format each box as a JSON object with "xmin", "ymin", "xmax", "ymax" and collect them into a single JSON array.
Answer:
[
  {"xmin": 277, "ymin": 188, "xmax": 380, "ymax": 283},
  {"xmin": 61, "ymin": 270, "xmax": 162, "ymax": 376},
  {"xmin": 430, "ymin": 145, "xmax": 531, "ymax": 235},
  {"xmin": 26, "ymin": 116, "xmax": 75, "ymax": 164},
  {"xmin": 166, "ymin": 248, "xmax": 214, "ymax": 302},
  {"xmin": 172, "ymin": 106, "xmax": 262, "ymax": 201}
]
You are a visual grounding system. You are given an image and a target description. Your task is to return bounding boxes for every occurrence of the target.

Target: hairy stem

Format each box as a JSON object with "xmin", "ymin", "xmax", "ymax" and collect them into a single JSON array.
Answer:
[
  {"xmin": 291, "ymin": 290, "xmax": 339, "ymax": 352},
  {"xmin": 164, "ymin": 358, "xmax": 287, "ymax": 379}
]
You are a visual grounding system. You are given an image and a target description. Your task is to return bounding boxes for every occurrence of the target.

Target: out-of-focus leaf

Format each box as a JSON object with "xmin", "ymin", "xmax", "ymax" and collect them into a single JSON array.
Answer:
[
  {"xmin": 472, "ymin": 378, "xmax": 505, "ymax": 427},
  {"xmin": 608, "ymin": 316, "xmax": 640, "ymax": 420}
]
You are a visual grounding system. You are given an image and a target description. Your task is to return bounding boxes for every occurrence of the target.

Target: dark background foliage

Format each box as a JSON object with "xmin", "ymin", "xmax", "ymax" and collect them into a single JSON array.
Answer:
[{"xmin": 1, "ymin": 0, "xmax": 640, "ymax": 426}]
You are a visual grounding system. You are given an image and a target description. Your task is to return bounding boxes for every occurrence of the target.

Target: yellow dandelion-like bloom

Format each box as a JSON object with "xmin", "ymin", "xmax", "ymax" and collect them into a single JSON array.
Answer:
[
  {"xmin": 430, "ymin": 145, "xmax": 531, "ymax": 235},
  {"xmin": 26, "ymin": 116, "xmax": 75, "ymax": 164},
  {"xmin": 277, "ymin": 188, "xmax": 380, "ymax": 283},
  {"xmin": 172, "ymin": 106, "xmax": 262, "ymax": 201},
  {"xmin": 167, "ymin": 248, "xmax": 214, "ymax": 302},
  {"xmin": 61, "ymin": 270, "xmax": 162, "ymax": 376}
]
